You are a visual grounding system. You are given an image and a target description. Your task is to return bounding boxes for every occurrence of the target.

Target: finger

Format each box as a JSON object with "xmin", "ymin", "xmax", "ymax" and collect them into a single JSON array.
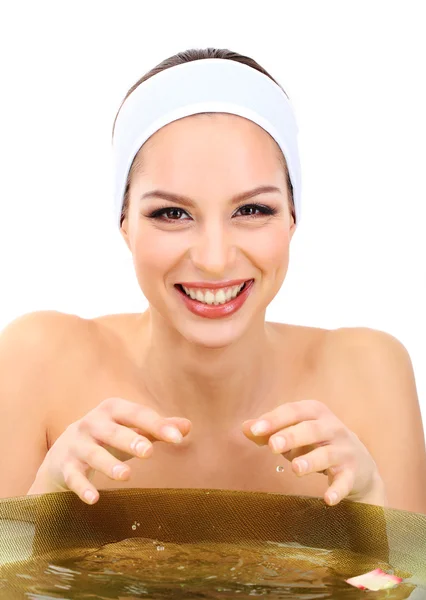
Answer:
[
  {"xmin": 73, "ymin": 440, "xmax": 133, "ymax": 482},
  {"xmin": 279, "ymin": 445, "xmax": 319, "ymax": 464},
  {"xmin": 268, "ymin": 420, "xmax": 335, "ymax": 455},
  {"xmin": 163, "ymin": 417, "xmax": 192, "ymax": 437},
  {"xmin": 88, "ymin": 420, "xmax": 154, "ymax": 459},
  {"xmin": 245, "ymin": 400, "xmax": 329, "ymax": 438},
  {"xmin": 241, "ymin": 419, "xmax": 269, "ymax": 445},
  {"xmin": 281, "ymin": 450, "xmax": 342, "ymax": 477},
  {"xmin": 288, "ymin": 444, "xmax": 343, "ymax": 477},
  {"xmin": 324, "ymin": 468, "xmax": 355, "ymax": 506},
  {"xmin": 97, "ymin": 398, "xmax": 191, "ymax": 444},
  {"xmin": 62, "ymin": 461, "xmax": 100, "ymax": 505}
]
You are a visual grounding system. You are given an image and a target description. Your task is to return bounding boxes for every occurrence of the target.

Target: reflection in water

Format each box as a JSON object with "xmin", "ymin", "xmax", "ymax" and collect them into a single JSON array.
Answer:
[{"xmin": 1, "ymin": 537, "xmax": 420, "ymax": 599}]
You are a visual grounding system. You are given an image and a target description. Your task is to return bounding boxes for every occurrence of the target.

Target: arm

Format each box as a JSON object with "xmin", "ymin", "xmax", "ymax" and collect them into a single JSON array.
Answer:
[
  {"xmin": 0, "ymin": 311, "xmax": 73, "ymax": 498},
  {"xmin": 326, "ymin": 327, "xmax": 426, "ymax": 514}
]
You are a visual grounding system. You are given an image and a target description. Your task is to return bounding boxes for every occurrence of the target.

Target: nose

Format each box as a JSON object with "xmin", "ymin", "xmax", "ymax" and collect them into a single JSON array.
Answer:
[{"xmin": 190, "ymin": 221, "xmax": 236, "ymax": 277}]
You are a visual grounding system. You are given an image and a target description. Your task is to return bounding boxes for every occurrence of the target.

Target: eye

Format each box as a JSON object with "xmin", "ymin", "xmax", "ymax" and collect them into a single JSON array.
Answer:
[
  {"xmin": 147, "ymin": 207, "xmax": 191, "ymax": 221},
  {"xmin": 234, "ymin": 204, "xmax": 278, "ymax": 218},
  {"xmin": 146, "ymin": 203, "xmax": 278, "ymax": 223}
]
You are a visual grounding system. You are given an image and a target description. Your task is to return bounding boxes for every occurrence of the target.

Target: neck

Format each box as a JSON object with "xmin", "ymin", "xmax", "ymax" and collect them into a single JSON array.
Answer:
[{"xmin": 136, "ymin": 309, "xmax": 280, "ymax": 426}]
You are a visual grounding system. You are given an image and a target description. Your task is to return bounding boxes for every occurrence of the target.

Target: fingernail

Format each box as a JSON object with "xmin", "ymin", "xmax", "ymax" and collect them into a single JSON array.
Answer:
[
  {"xmin": 130, "ymin": 437, "xmax": 152, "ymax": 457},
  {"xmin": 295, "ymin": 459, "xmax": 308, "ymax": 474},
  {"xmin": 270, "ymin": 436, "xmax": 286, "ymax": 453},
  {"xmin": 112, "ymin": 465, "xmax": 129, "ymax": 479},
  {"xmin": 83, "ymin": 490, "xmax": 97, "ymax": 504},
  {"xmin": 250, "ymin": 420, "xmax": 270, "ymax": 436},
  {"xmin": 328, "ymin": 492, "xmax": 338, "ymax": 505},
  {"xmin": 135, "ymin": 441, "xmax": 152, "ymax": 457},
  {"xmin": 162, "ymin": 426, "xmax": 183, "ymax": 444}
]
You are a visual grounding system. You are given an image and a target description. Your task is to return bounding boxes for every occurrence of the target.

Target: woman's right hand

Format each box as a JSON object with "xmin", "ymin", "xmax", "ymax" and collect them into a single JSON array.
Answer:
[{"xmin": 27, "ymin": 397, "xmax": 192, "ymax": 504}]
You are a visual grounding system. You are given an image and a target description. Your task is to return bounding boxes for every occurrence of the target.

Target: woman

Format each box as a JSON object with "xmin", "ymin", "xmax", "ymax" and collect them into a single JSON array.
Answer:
[{"xmin": 1, "ymin": 48, "xmax": 425, "ymax": 513}]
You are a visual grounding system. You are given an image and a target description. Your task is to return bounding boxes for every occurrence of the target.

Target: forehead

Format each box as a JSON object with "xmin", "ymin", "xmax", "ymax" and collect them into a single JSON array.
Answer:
[{"xmin": 136, "ymin": 113, "xmax": 285, "ymax": 182}]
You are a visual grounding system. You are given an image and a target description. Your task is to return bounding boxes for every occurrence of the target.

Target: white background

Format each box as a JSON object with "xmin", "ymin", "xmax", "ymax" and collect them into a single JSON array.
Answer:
[{"xmin": 0, "ymin": 2, "xmax": 425, "ymax": 429}]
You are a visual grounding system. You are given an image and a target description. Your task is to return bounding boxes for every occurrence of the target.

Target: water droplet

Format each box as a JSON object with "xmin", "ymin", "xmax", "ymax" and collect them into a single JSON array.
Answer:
[
  {"xmin": 276, "ymin": 465, "xmax": 285, "ymax": 473},
  {"xmin": 156, "ymin": 545, "xmax": 165, "ymax": 551},
  {"xmin": 131, "ymin": 524, "xmax": 137, "ymax": 530}
]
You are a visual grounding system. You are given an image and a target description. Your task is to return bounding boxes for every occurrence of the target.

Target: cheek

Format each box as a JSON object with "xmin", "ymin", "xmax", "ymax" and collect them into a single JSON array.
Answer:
[
  {"xmin": 131, "ymin": 228, "xmax": 186, "ymax": 276},
  {"xmin": 248, "ymin": 227, "xmax": 290, "ymax": 268}
]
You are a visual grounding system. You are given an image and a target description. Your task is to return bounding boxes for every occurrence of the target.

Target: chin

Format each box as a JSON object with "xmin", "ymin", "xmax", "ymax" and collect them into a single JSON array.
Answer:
[
  {"xmin": 177, "ymin": 326, "xmax": 246, "ymax": 350},
  {"xmin": 172, "ymin": 311, "xmax": 266, "ymax": 350}
]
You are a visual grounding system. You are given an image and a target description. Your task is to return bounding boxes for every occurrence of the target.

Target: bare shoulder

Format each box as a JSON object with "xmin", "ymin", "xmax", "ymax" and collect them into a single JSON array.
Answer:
[
  {"xmin": 312, "ymin": 325, "xmax": 419, "ymax": 418},
  {"xmin": 319, "ymin": 325, "xmax": 412, "ymax": 362},
  {"xmin": 0, "ymin": 310, "xmax": 142, "ymax": 384},
  {"xmin": 0, "ymin": 310, "xmax": 100, "ymax": 363},
  {"xmin": 270, "ymin": 322, "xmax": 410, "ymax": 364},
  {"xmin": 316, "ymin": 326, "xmax": 418, "ymax": 403},
  {"xmin": 319, "ymin": 326, "xmax": 426, "ymax": 513}
]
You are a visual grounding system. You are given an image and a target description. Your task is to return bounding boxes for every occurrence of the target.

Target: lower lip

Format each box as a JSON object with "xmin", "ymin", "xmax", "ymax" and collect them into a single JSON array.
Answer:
[{"xmin": 175, "ymin": 280, "xmax": 255, "ymax": 319}]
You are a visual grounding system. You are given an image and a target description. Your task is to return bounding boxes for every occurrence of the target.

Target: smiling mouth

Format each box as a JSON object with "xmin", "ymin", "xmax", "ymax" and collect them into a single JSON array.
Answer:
[{"xmin": 175, "ymin": 280, "xmax": 254, "ymax": 306}]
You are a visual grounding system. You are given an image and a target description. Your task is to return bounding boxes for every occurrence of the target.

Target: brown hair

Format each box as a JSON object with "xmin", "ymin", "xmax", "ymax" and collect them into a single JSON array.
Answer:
[{"xmin": 113, "ymin": 48, "xmax": 295, "ymax": 225}]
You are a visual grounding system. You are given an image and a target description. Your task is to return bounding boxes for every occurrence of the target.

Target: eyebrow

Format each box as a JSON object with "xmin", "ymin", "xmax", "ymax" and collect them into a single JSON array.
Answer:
[{"xmin": 139, "ymin": 185, "xmax": 283, "ymax": 207}]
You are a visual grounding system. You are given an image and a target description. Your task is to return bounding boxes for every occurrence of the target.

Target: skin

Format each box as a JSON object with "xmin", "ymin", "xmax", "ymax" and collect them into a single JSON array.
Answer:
[{"xmin": 1, "ymin": 113, "xmax": 425, "ymax": 514}]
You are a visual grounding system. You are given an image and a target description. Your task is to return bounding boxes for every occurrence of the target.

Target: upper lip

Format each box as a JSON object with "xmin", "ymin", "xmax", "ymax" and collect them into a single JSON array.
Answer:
[{"xmin": 176, "ymin": 279, "xmax": 253, "ymax": 289}]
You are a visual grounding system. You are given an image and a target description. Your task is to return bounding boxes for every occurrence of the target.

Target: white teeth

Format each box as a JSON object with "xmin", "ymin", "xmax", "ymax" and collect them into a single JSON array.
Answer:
[
  {"xmin": 214, "ymin": 289, "xmax": 226, "ymax": 304},
  {"xmin": 204, "ymin": 291, "xmax": 215, "ymax": 305},
  {"xmin": 230, "ymin": 285, "xmax": 241, "ymax": 299},
  {"xmin": 181, "ymin": 282, "xmax": 248, "ymax": 305}
]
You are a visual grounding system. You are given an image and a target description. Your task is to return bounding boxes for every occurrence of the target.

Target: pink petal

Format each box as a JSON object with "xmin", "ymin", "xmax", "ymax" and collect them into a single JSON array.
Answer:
[{"xmin": 346, "ymin": 568, "xmax": 402, "ymax": 591}]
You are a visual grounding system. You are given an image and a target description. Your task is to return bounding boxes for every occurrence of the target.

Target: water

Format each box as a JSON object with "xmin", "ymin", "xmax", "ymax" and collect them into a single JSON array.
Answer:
[{"xmin": 0, "ymin": 538, "xmax": 418, "ymax": 599}]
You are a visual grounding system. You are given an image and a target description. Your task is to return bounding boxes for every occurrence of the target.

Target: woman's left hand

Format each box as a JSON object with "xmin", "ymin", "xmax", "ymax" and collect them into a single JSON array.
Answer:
[{"xmin": 242, "ymin": 399, "xmax": 386, "ymax": 507}]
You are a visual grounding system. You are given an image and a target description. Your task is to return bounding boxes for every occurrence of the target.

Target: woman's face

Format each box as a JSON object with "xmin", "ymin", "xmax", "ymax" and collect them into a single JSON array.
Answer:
[{"xmin": 121, "ymin": 113, "xmax": 296, "ymax": 348}]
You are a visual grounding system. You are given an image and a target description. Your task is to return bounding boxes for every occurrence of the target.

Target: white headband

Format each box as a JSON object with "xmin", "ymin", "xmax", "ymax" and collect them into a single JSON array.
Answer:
[{"xmin": 112, "ymin": 58, "xmax": 302, "ymax": 226}]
